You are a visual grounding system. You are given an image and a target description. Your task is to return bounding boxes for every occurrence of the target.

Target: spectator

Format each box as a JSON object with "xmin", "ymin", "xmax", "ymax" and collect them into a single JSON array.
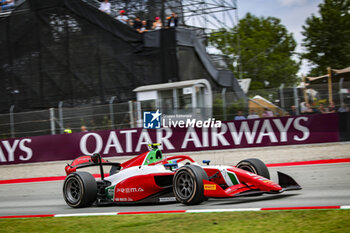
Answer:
[
  {"xmin": 318, "ymin": 103, "xmax": 327, "ymax": 113},
  {"xmin": 288, "ymin": 105, "xmax": 297, "ymax": 116},
  {"xmin": 128, "ymin": 18, "xmax": 134, "ymax": 27},
  {"xmin": 116, "ymin": 10, "xmax": 128, "ymax": 24},
  {"xmin": 139, "ymin": 20, "xmax": 149, "ymax": 33},
  {"xmin": 98, "ymin": 0, "xmax": 111, "ymax": 14},
  {"xmin": 81, "ymin": 125, "xmax": 88, "ymax": 132},
  {"xmin": 167, "ymin": 12, "xmax": 178, "ymax": 28},
  {"xmin": 338, "ymin": 104, "xmax": 349, "ymax": 112},
  {"xmin": 300, "ymin": 102, "xmax": 307, "ymax": 113},
  {"xmin": 328, "ymin": 101, "xmax": 336, "ymax": 113},
  {"xmin": 234, "ymin": 111, "xmax": 246, "ymax": 120},
  {"xmin": 64, "ymin": 126, "xmax": 72, "ymax": 134},
  {"xmin": 133, "ymin": 16, "xmax": 142, "ymax": 32},
  {"xmin": 247, "ymin": 109, "xmax": 259, "ymax": 119},
  {"xmin": 262, "ymin": 107, "xmax": 274, "ymax": 117},
  {"xmin": 302, "ymin": 103, "xmax": 317, "ymax": 114},
  {"xmin": 152, "ymin": 16, "xmax": 162, "ymax": 30}
]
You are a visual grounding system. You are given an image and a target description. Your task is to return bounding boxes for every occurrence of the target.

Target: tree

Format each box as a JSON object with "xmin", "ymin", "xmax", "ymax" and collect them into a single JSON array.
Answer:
[
  {"xmin": 209, "ymin": 13, "xmax": 299, "ymax": 90},
  {"xmin": 302, "ymin": 0, "xmax": 350, "ymax": 76}
]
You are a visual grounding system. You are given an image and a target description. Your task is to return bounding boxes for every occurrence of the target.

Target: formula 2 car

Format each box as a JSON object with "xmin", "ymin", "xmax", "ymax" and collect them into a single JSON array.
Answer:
[{"xmin": 63, "ymin": 143, "xmax": 301, "ymax": 208}]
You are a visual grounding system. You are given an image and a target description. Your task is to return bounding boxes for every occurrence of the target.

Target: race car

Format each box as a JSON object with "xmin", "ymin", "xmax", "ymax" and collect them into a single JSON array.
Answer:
[{"xmin": 63, "ymin": 143, "xmax": 301, "ymax": 208}]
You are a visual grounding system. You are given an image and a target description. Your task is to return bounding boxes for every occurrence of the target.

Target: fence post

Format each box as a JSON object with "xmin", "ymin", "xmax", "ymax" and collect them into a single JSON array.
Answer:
[
  {"xmin": 279, "ymin": 83, "xmax": 285, "ymax": 111},
  {"xmin": 9, "ymin": 105, "xmax": 15, "ymax": 138},
  {"xmin": 293, "ymin": 86, "xmax": 300, "ymax": 115},
  {"xmin": 302, "ymin": 75, "xmax": 309, "ymax": 104},
  {"xmin": 327, "ymin": 67, "xmax": 333, "ymax": 104},
  {"xmin": 50, "ymin": 108, "xmax": 55, "ymax": 135},
  {"xmin": 192, "ymin": 85, "xmax": 197, "ymax": 118},
  {"xmin": 339, "ymin": 78, "xmax": 344, "ymax": 107},
  {"xmin": 58, "ymin": 101, "xmax": 63, "ymax": 134},
  {"xmin": 129, "ymin": 100, "xmax": 135, "ymax": 128},
  {"xmin": 136, "ymin": 101, "xmax": 142, "ymax": 128},
  {"xmin": 109, "ymin": 96, "xmax": 116, "ymax": 129},
  {"xmin": 221, "ymin": 88, "xmax": 227, "ymax": 120},
  {"xmin": 173, "ymin": 88, "xmax": 178, "ymax": 115}
]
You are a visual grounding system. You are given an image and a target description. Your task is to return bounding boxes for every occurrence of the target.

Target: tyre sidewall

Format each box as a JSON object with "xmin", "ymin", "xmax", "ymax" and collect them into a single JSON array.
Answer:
[
  {"xmin": 173, "ymin": 167, "xmax": 198, "ymax": 203},
  {"xmin": 63, "ymin": 171, "xmax": 97, "ymax": 208},
  {"xmin": 173, "ymin": 165, "xmax": 208, "ymax": 205},
  {"xmin": 236, "ymin": 158, "xmax": 270, "ymax": 179}
]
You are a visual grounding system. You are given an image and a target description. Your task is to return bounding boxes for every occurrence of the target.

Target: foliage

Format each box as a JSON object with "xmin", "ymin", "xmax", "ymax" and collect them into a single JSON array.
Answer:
[
  {"xmin": 213, "ymin": 98, "xmax": 224, "ymax": 120},
  {"xmin": 227, "ymin": 99, "xmax": 246, "ymax": 118},
  {"xmin": 102, "ymin": 115, "xmax": 112, "ymax": 130},
  {"xmin": 209, "ymin": 13, "xmax": 300, "ymax": 90},
  {"xmin": 302, "ymin": 0, "xmax": 350, "ymax": 76}
]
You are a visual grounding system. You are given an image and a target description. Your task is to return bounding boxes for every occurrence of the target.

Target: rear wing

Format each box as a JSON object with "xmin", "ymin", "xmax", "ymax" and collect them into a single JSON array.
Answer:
[{"xmin": 65, "ymin": 153, "xmax": 121, "ymax": 179}]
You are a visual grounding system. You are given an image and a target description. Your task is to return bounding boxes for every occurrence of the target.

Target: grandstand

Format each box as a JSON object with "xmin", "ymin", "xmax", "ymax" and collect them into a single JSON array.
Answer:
[{"xmin": 0, "ymin": 0, "xmax": 244, "ymax": 114}]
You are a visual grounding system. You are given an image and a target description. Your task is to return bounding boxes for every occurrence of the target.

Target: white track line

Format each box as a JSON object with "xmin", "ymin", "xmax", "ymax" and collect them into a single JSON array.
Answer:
[
  {"xmin": 2, "ymin": 206, "xmax": 349, "ymax": 219},
  {"xmin": 186, "ymin": 208, "xmax": 261, "ymax": 213},
  {"xmin": 55, "ymin": 212, "xmax": 117, "ymax": 217}
]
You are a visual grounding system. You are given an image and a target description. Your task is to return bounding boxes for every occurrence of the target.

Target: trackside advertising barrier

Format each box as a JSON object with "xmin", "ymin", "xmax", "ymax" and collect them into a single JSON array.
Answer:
[{"xmin": 0, "ymin": 113, "xmax": 342, "ymax": 165}]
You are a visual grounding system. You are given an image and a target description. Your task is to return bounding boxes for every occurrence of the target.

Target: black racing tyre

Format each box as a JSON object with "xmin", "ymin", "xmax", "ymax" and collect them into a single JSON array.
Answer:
[
  {"xmin": 236, "ymin": 158, "xmax": 270, "ymax": 179},
  {"xmin": 63, "ymin": 171, "xmax": 97, "ymax": 208},
  {"xmin": 173, "ymin": 165, "xmax": 208, "ymax": 205}
]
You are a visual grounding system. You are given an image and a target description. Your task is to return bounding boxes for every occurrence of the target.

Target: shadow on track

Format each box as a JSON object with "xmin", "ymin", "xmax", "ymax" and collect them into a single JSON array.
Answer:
[{"xmin": 207, "ymin": 193, "xmax": 300, "ymax": 206}]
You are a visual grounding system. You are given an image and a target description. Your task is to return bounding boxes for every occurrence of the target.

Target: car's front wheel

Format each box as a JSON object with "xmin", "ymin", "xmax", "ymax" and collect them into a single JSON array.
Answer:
[
  {"xmin": 236, "ymin": 158, "xmax": 270, "ymax": 179},
  {"xmin": 63, "ymin": 171, "xmax": 97, "ymax": 208},
  {"xmin": 173, "ymin": 165, "xmax": 208, "ymax": 205}
]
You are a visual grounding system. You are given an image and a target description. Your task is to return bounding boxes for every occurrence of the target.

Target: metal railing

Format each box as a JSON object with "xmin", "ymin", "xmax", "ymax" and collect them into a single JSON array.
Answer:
[
  {"xmin": 0, "ymin": 100, "xmax": 136, "ymax": 139},
  {"xmin": 1, "ymin": 83, "xmax": 349, "ymax": 139}
]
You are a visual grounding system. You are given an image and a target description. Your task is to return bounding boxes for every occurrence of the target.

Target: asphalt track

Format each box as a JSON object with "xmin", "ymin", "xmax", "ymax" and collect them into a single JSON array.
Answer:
[{"xmin": 0, "ymin": 163, "xmax": 349, "ymax": 217}]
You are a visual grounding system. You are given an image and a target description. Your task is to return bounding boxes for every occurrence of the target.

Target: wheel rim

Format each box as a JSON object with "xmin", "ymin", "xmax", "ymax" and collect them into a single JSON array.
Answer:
[
  {"xmin": 176, "ymin": 172, "xmax": 194, "ymax": 199},
  {"xmin": 238, "ymin": 164, "xmax": 256, "ymax": 174},
  {"xmin": 65, "ymin": 177, "xmax": 81, "ymax": 204}
]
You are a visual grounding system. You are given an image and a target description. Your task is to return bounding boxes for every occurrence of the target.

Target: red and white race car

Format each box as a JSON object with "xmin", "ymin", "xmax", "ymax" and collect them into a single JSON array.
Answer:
[{"xmin": 63, "ymin": 144, "xmax": 301, "ymax": 208}]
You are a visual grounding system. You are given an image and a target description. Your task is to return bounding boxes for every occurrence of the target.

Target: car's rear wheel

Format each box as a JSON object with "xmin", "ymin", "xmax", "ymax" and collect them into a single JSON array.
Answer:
[
  {"xmin": 63, "ymin": 171, "xmax": 97, "ymax": 208},
  {"xmin": 173, "ymin": 165, "xmax": 208, "ymax": 205},
  {"xmin": 236, "ymin": 158, "xmax": 270, "ymax": 179}
]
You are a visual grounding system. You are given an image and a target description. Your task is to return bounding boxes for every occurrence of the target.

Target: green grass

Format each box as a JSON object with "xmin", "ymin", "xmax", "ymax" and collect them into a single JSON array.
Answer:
[{"xmin": 1, "ymin": 210, "xmax": 350, "ymax": 233}]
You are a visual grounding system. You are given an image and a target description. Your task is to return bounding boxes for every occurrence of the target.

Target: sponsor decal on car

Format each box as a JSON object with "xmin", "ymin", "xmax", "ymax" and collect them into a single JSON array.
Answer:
[
  {"xmin": 116, "ymin": 187, "xmax": 144, "ymax": 193},
  {"xmin": 159, "ymin": 197, "xmax": 177, "ymax": 202},
  {"xmin": 225, "ymin": 186, "xmax": 240, "ymax": 194},
  {"xmin": 106, "ymin": 187, "xmax": 115, "ymax": 200},
  {"xmin": 115, "ymin": 197, "xmax": 134, "ymax": 202},
  {"xmin": 246, "ymin": 172, "xmax": 268, "ymax": 181},
  {"xmin": 204, "ymin": 184, "xmax": 216, "ymax": 190}
]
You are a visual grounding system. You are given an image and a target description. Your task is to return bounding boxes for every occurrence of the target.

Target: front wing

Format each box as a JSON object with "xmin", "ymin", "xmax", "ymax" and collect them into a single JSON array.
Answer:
[{"xmin": 203, "ymin": 172, "xmax": 301, "ymax": 198}]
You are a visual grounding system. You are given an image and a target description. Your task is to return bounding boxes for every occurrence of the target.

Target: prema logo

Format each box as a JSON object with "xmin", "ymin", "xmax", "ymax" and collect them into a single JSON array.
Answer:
[
  {"xmin": 116, "ymin": 187, "xmax": 144, "ymax": 193},
  {"xmin": 143, "ymin": 110, "xmax": 162, "ymax": 129}
]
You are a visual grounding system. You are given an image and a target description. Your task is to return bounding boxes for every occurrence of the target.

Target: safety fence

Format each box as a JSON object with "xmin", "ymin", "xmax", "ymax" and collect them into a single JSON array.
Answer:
[
  {"xmin": 0, "ymin": 101, "xmax": 134, "ymax": 139},
  {"xmin": 1, "ymin": 83, "xmax": 350, "ymax": 140}
]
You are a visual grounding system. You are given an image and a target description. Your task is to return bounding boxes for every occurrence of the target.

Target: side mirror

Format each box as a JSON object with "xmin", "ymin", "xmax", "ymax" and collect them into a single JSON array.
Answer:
[
  {"xmin": 203, "ymin": 160, "xmax": 210, "ymax": 165},
  {"xmin": 164, "ymin": 160, "xmax": 178, "ymax": 171}
]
